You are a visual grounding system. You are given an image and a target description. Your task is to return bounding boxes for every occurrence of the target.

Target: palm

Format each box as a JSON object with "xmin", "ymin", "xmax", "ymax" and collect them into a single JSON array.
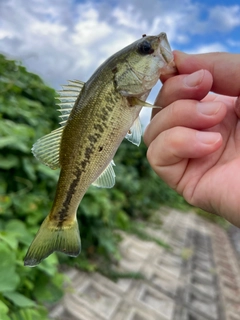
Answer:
[{"xmin": 180, "ymin": 94, "xmax": 240, "ymax": 226}]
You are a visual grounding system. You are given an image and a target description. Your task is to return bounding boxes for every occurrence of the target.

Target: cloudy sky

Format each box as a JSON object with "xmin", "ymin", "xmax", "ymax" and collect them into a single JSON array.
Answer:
[{"xmin": 1, "ymin": 0, "xmax": 240, "ymax": 126}]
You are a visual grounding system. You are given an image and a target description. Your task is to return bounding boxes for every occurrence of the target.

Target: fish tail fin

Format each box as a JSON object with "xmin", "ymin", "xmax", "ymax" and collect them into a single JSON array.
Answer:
[{"xmin": 24, "ymin": 215, "xmax": 81, "ymax": 267}]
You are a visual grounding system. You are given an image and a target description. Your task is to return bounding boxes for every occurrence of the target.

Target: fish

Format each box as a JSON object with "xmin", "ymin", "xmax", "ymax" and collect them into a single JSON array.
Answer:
[{"xmin": 24, "ymin": 32, "xmax": 176, "ymax": 267}]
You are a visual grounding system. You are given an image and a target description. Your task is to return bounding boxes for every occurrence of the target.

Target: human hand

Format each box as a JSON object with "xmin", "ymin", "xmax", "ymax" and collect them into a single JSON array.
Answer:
[{"xmin": 144, "ymin": 51, "xmax": 240, "ymax": 227}]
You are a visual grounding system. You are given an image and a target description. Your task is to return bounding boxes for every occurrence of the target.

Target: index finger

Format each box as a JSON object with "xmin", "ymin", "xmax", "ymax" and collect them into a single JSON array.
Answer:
[{"xmin": 173, "ymin": 51, "xmax": 240, "ymax": 97}]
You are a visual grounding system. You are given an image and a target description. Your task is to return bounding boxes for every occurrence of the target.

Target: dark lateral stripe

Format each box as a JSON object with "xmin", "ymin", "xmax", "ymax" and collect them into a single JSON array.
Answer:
[
  {"xmin": 57, "ymin": 141, "xmax": 96, "ymax": 227},
  {"xmin": 57, "ymin": 167, "xmax": 82, "ymax": 227}
]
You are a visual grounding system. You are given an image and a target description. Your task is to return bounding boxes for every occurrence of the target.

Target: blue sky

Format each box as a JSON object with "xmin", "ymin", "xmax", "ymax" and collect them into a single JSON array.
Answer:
[{"xmin": 0, "ymin": 0, "xmax": 240, "ymax": 126}]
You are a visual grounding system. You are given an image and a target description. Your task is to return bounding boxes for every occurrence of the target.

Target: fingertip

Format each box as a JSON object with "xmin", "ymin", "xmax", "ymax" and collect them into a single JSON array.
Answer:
[{"xmin": 196, "ymin": 131, "xmax": 222, "ymax": 145}]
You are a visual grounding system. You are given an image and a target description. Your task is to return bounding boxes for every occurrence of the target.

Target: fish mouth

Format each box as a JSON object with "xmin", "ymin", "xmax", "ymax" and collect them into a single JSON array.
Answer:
[{"xmin": 158, "ymin": 32, "xmax": 177, "ymax": 72}]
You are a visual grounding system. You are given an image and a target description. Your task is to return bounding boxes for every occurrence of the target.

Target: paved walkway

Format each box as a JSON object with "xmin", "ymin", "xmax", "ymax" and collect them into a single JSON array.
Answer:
[{"xmin": 49, "ymin": 209, "xmax": 240, "ymax": 320}]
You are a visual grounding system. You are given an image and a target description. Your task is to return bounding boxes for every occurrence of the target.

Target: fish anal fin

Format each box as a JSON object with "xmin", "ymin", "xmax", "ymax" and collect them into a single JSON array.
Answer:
[
  {"xmin": 24, "ymin": 216, "xmax": 81, "ymax": 267},
  {"xmin": 92, "ymin": 160, "xmax": 116, "ymax": 188},
  {"xmin": 125, "ymin": 116, "xmax": 142, "ymax": 146}
]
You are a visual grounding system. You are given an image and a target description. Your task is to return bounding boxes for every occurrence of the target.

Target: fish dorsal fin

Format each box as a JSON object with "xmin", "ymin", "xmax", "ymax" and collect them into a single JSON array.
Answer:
[
  {"xmin": 125, "ymin": 116, "xmax": 142, "ymax": 146},
  {"xmin": 57, "ymin": 80, "xmax": 85, "ymax": 126},
  {"xmin": 92, "ymin": 160, "xmax": 116, "ymax": 188},
  {"xmin": 32, "ymin": 80, "xmax": 85, "ymax": 169},
  {"xmin": 32, "ymin": 127, "xmax": 63, "ymax": 169}
]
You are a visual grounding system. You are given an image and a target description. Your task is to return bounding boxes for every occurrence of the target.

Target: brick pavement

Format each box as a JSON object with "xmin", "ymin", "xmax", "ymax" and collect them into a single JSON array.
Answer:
[{"xmin": 49, "ymin": 209, "xmax": 240, "ymax": 320}]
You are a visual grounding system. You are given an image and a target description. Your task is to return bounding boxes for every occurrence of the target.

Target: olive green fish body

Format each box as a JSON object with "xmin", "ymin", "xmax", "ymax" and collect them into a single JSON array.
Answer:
[
  {"xmin": 51, "ymin": 75, "xmax": 142, "ymax": 225},
  {"xmin": 24, "ymin": 33, "xmax": 176, "ymax": 266}
]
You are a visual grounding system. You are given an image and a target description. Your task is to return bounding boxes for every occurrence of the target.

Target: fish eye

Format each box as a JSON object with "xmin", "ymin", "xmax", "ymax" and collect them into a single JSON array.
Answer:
[{"xmin": 138, "ymin": 40, "xmax": 154, "ymax": 55}]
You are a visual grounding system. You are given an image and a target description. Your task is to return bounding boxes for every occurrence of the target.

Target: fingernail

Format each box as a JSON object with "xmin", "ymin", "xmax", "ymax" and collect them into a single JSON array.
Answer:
[
  {"xmin": 197, "ymin": 101, "xmax": 222, "ymax": 115},
  {"xmin": 184, "ymin": 70, "xmax": 204, "ymax": 87},
  {"xmin": 196, "ymin": 131, "xmax": 221, "ymax": 144}
]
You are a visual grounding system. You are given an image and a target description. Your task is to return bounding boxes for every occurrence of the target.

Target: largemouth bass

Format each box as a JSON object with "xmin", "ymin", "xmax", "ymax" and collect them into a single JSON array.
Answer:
[{"xmin": 24, "ymin": 33, "xmax": 176, "ymax": 266}]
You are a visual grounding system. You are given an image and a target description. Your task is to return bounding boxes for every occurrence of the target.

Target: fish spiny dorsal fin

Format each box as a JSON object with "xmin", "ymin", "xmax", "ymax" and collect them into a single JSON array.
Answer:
[
  {"xmin": 57, "ymin": 80, "xmax": 85, "ymax": 126},
  {"xmin": 92, "ymin": 160, "xmax": 116, "ymax": 188},
  {"xmin": 32, "ymin": 80, "xmax": 85, "ymax": 169},
  {"xmin": 125, "ymin": 116, "xmax": 142, "ymax": 146}
]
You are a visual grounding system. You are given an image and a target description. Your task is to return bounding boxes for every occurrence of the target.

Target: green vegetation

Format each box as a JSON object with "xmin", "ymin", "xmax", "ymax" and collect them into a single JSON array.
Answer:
[{"xmin": 0, "ymin": 54, "xmax": 187, "ymax": 319}]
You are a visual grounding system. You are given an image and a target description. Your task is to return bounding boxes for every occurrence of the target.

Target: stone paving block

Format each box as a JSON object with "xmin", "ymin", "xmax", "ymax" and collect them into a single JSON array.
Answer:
[
  {"xmin": 49, "ymin": 304, "xmax": 78, "ymax": 320},
  {"xmin": 73, "ymin": 279, "xmax": 121, "ymax": 319},
  {"xmin": 113, "ymin": 277, "xmax": 133, "ymax": 293},
  {"xmin": 118, "ymin": 255, "xmax": 143, "ymax": 272},
  {"xmin": 141, "ymin": 264, "xmax": 178, "ymax": 298},
  {"xmin": 49, "ymin": 209, "xmax": 240, "ymax": 320},
  {"xmin": 126, "ymin": 309, "xmax": 158, "ymax": 320},
  {"xmin": 113, "ymin": 302, "xmax": 168, "ymax": 320},
  {"xmin": 162, "ymin": 252, "xmax": 183, "ymax": 267},
  {"xmin": 154, "ymin": 252, "xmax": 182, "ymax": 278},
  {"xmin": 191, "ymin": 268, "xmax": 216, "ymax": 285},
  {"xmin": 156, "ymin": 262, "xmax": 182, "ymax": 278},
  {"xmin": 148, "ymin": 267, "xmax": 178, "ymax": 297},
  {"xmin": 144, "ymin": 226, "xmax": 168, "ymax": 242},
  {"xmin": 120, "ymin": 235, "xmax": 155, "ymax": 261},
  {"xmin": 188, "ymin": 292, "xmax": 219, "ymax": 320},
  {"xmin": 193, "ymin": 258, "xmax": 214, "ymax": 272},
  {"xmin": 168, "ymin": 238, "xmax": 186, "ymax": 249},
  {"xmin": 136, "ymin": 284, "xmax": 175, "ymax": 319},
  {"xmin": 194, "ymin": 249, "xmax": 212, "ymax": 262},
  {"xmin": 226, "ymin": 311, "xmax": 240, "ymax": 320},
  {"xmin": 175, "ymin": 306, "xmax": 211, "ymax": 320},
  {"xmin": 93, "ymin": 272, "xmax": 132, "ymax": 294},
  {"xmin": 191, "ymin": 281, "xmax": 218, "ymax": 300},
  {"xmin": 64, "ymin": 293, "xmax": 109, "ymax": 320}
]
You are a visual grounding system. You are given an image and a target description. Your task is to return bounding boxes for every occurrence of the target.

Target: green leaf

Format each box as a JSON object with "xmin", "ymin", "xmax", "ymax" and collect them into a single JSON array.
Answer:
[
  {"xmin": 0, "ymin": 315, "xmax": 11, "ymax": 320},
  {"xmin": 37, "ymin": 253, "xmax": 59, "ymax": 276},
  {"xmin": 0, "ymin": 196, "xmax": 12, "ymax": 213},
  {"xmin": 0, "ymin": 155, "xmax": 19, "ymax": 169},
  {"xmin": 0, "ymin": 299, "xmax": 10, "ymax": 320},
  {"xmin": 0, "ymin": 243, "xmax": 20, "ymax": 292},
  {"xmin": 3, "ymin": 292, "xmax": 35, "ymax": 308},
  {"xmin": 10, "ymin": 308, "xmax": 48, "ymax": 320},
  {"xmin": 5, "ymin": 220, "xmax": 32, "ymax": 245},
  {"xmin": 33, "ymin": 273, "xmax": 63, "ymax": 303},
  {"xmin": 0, "ymin": 231, "xmax": 18, "ymax": 250},
  {"xmin": 0, "ymin": 299, "xmax": 9, "ymax": 314},
  {"xmin": 0, "ymin": 136, "xmax": 18, "ymax": 149}
]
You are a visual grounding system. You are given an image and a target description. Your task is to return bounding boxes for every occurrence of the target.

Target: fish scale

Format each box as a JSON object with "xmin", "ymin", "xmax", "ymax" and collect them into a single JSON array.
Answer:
[{"xmin": 24, "ymin": 32, "xmax": 176, "ymax": 267}]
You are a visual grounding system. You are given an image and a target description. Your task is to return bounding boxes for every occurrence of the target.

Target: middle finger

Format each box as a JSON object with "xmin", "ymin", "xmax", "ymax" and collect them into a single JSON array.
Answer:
[
  {"xmin": 144, "ymin": 99, "xmax": 226, "ymax": 147},
  {"xmin": 152, "ymin": 69, "xmax": 213, "ymax": 119}
]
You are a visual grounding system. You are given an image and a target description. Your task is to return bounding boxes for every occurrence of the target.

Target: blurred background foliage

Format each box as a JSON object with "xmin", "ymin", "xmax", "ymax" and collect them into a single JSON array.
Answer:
[{"xmin": 0, "ymin": 54, "xmax": 188, "ymax": 319}]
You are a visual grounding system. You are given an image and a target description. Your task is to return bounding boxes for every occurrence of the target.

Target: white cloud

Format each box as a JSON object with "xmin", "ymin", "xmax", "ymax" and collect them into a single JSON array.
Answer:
[
  {"xmin": 208, "ymin": 5, "xmax": 240, "ymax": 31},
  {"xmin": 187, "ymin": 43, "xmax": 227, "ymax": 54},
  {"xmin": 0, "ymin": 0, "xmax": 239, "ymax": 92},
  {"xmin": 227, "ymin": 39, "xmax": 240, "ymax": 48}
]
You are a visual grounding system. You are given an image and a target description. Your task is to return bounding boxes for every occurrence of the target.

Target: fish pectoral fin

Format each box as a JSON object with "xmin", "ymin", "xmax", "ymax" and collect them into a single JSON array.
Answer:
[
  {"xmin": 128, "ymin": 97, "xmax": 162, "ymax": 108},
  {"xmin": 127, "ymin": 97, "xmax": 153, "ymax": 108},
  {"xmin": 125, "ymin": 116, "xmax": 142, "ymax": 146},
  {"xmin": 92, "ymin": 160, "xmax": 116, "ymax": 188},
  {"xmin": 32, "ymin": 126, "xmax": 63, "ymax": 169},
  {"xmin": 24, "ymin": 216, "xmax": 81, "ymax": 267}
]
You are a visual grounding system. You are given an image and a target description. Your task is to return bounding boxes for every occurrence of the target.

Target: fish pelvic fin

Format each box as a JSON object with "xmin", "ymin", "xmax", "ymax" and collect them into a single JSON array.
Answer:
[{"xmin": 24, "ymin": 216, "xmax": 81, "ymax": 267}]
